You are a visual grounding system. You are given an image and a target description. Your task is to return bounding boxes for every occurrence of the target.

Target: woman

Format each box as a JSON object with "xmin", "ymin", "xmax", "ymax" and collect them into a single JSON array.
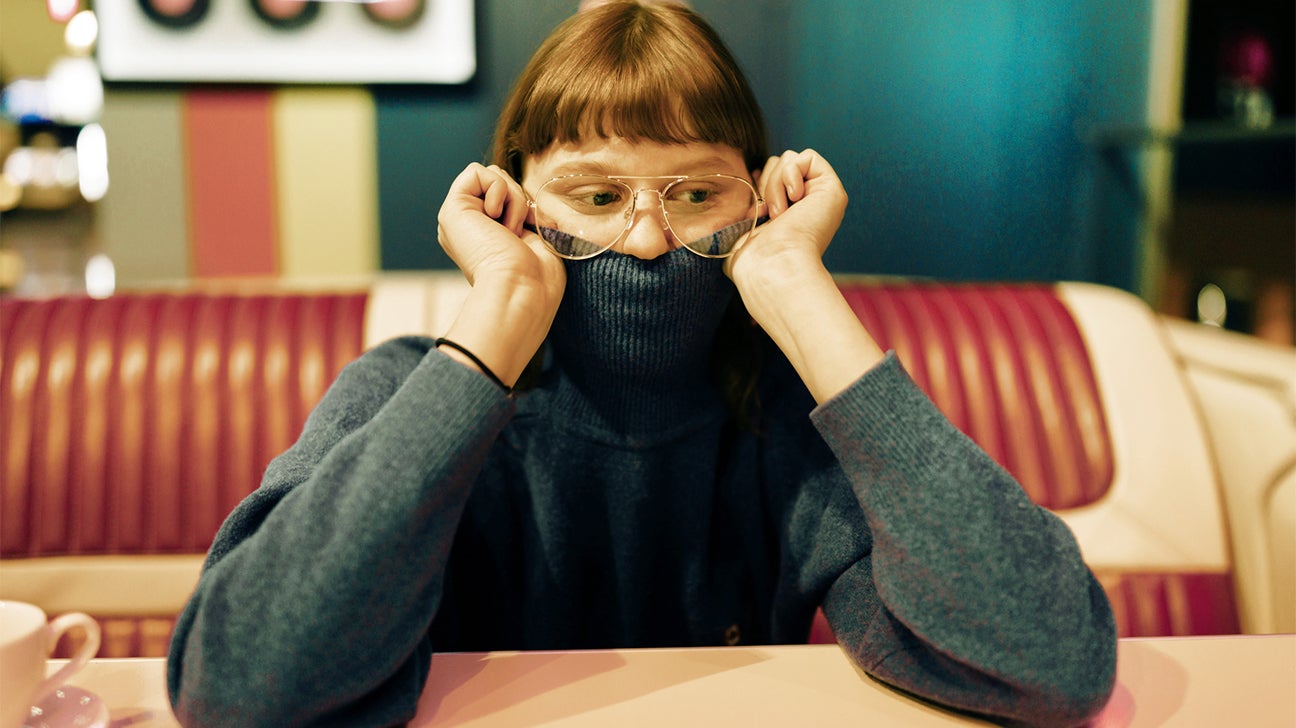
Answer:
[{"xmin": 167, "ymin": 3, "xmax": 1117, "ymax": 726}]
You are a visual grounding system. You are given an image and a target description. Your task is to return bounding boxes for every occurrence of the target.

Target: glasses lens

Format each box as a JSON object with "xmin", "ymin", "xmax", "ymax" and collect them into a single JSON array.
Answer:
[
  {"xmin": 533, "ymin": 176, "xmax": 633, "ymax": 259},
  {"xmin": 532, "ymin": 174, "xmax": 759, "ymax": 259},
  {"xmin": 663, "ymin": 175, "xmax": 759, "ymax": 258}
]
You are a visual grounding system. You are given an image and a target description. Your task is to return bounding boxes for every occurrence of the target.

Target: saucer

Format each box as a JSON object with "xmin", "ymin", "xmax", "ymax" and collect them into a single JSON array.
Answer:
[{"xmin": 24, "ymin": 685, "xmax": 109, "ymax": 728}]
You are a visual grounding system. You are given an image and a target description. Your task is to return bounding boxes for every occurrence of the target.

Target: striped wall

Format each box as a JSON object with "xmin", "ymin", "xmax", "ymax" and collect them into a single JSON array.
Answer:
[
  {"xmin": 99, "ymin": 87, "xmax": 383, "ymax": 284},
  {"xmin": 90, "ymin": 0, "xmax": 571, "ymax": 286},
  {"xmin": 91, "ymin": 0, "xmax": 1149, "ymax": 290}
]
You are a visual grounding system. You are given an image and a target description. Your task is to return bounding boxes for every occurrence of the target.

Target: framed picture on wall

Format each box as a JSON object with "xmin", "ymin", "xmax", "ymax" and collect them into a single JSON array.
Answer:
[{"xmin": 95, "ymin": 0, "xmax": 475, "ymax": 84}]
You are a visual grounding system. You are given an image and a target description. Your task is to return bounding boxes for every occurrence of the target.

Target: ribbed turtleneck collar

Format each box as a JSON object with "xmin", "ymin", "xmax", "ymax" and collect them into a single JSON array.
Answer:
[{"xmin": 538, "ymin": 247, "xmax": 734, "ymax": 446}]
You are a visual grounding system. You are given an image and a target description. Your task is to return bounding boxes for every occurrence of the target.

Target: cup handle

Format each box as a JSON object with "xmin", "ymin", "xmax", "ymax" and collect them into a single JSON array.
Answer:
[{"xmin": 34, "ymin": 612, "xmax": 102, "ymax": 703}]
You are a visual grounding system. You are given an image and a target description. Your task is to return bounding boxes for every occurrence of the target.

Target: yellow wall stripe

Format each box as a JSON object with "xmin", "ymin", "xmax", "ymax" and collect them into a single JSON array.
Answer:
[
  {"xmin": 272, "ymin": 88, "xmax": 380, "ymax": 279},
  {"xmin": 98, "ymin": 88, "xmax": 191, "ymax": 285}
]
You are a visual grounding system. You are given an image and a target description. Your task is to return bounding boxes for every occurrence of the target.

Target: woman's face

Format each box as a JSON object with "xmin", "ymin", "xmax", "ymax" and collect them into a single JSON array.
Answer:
[{"xmin": 523, "ymin": 138, "xmax": 753, "ymax": 261}]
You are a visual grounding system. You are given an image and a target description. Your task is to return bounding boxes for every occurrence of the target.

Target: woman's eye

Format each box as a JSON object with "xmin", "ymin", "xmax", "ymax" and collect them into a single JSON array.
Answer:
[
  {"xmin": 558, "ymin": 186, "xmax": 623, "ymax": 210},
  {"xmin": 671, "ymin": 187, "xmax": 714, "ymax": 205}
]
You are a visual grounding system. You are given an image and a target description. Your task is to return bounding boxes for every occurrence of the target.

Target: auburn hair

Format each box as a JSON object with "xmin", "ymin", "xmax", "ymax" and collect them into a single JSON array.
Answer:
[{"xmin": 492, "ymin": 1, "xmax": 768, "ymax": 177}]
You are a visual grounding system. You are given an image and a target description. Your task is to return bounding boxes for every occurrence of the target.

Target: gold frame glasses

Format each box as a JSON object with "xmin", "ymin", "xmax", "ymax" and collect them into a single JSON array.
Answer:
[{"xmin": 526, "ymin": 173, "xmax": 763, "ymax": 260}]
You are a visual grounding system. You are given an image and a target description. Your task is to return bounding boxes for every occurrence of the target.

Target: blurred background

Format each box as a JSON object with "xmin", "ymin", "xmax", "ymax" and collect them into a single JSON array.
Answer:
[{"xmin": 1, "ymin": 0, "xmax": 1292, "ymax": 343}]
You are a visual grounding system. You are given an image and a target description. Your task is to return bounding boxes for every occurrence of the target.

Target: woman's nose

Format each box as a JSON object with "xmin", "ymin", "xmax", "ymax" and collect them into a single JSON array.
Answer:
[{"xmin": 617, "ymin": 190, "xmax": 676, "ymax": 260}]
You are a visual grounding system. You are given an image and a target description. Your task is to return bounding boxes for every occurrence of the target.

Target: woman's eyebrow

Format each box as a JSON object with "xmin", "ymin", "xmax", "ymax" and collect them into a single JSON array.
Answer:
[
  {"xmin": 548, "ymin": 160, "xmax": 619, "ymax": 176},
  {"xmin": 665, "ymin": 156, "xmax": 742, "ymax": 175},
  {"xmin": 547, "ymin": 155, "xmax": 742, "ymax": 177}
]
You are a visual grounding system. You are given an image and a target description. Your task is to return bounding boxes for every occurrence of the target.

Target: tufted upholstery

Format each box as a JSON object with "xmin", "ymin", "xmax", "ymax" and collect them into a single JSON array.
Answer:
[
  {"xmin": 3, "ymin": 275, "xmax": 1289, "ymax": 657},
  {"xmin": 823, "ymin": 281, "xmax": 1243, "ymax": 640},
  {"xmin": 1, "ymin": 290, "xmax": 367, "ymax": 655},
  {"xmin": 839, "ymin": 283, "xmax": 1114, "ymax": 510}
]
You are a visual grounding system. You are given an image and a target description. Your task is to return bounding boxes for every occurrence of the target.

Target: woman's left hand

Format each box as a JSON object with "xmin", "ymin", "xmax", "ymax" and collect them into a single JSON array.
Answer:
[
  {"xmin": 723, "ymin": 148, "xmax": 848, "ymax": 285},
  {"xmin": 724, "ymin": 149, "xmax": 885, "ymax": 403}
]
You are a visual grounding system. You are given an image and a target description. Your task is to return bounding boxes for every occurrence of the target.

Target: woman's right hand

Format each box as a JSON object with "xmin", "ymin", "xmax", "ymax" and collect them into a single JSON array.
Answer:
[
  {"xmin": 435, "ymin": 163, "xmax": 567, "ymax": 388},
  {"xmin": 437, "ymin": 164, "xmax": 559, "ymax": 289}
]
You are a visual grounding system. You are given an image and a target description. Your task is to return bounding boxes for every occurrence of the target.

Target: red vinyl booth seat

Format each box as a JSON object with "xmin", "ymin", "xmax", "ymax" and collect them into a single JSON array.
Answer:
[
  {"xmin": 832, "ymin": 282, "xmax": 1239, "ymax": 640},
  {"xmin": 2, "ymin": 291, "xmax": 367, "ymax": 656},
  {"xmin": 840, "ymin": 283, "xmax": 1113, "ymax": 511},
  {"xmin": 0, "ymin": 279, "xmax": 1252, "ymax": 657}
]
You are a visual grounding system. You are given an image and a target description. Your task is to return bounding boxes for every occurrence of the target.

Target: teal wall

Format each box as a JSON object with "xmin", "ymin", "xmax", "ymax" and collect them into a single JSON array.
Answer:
[{"xmin": 377, "ymin": 1, "xmax": 1153, "ymax": 290}]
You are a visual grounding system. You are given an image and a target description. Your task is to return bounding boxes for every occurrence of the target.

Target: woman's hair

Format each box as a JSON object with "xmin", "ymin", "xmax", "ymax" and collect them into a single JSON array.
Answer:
[
  {"xmin": 494, "ymin": 0, "xmax": 771, "ymax": 427},
  {"xmin": 492, "ymin": 0, "xmax": 768, "ymax": 178}
]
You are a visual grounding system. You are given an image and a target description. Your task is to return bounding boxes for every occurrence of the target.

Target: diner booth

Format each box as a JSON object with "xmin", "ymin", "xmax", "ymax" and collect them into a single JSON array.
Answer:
[
  {"xmin": 2, "ymin": 0, "xmax": 1295, "ymax": 724},
  {"xmin": 4, "ymin": 271, "xmax": 1295, "ymax": 655},
  {"xmin": 2, "ymin": 273, "xmax": 1295, "ymax": 725}
]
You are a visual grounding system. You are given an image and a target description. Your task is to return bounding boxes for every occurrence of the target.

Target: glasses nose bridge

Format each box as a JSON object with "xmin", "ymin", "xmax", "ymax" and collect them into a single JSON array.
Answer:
[{"xmin": 626, "ymin": 183, "xmax": 673, "ymax": 229}]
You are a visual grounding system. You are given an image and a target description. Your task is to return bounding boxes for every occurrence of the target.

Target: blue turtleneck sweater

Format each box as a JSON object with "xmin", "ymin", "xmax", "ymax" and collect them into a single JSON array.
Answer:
[{"xmin": 167, "ymin": 250, "xmax": 1116, "ymax": 727}]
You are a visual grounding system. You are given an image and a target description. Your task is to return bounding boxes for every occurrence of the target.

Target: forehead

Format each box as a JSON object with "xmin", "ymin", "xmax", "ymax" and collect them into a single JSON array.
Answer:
[{"xmin": 524, "ymin": 137, "xmax": 748, "ymax": 183}]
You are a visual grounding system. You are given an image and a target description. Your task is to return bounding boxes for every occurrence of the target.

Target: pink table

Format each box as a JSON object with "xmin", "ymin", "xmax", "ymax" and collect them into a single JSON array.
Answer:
[{"xmin": 47, "ymin": 634, "xmax": 1296, "ymax": 727}]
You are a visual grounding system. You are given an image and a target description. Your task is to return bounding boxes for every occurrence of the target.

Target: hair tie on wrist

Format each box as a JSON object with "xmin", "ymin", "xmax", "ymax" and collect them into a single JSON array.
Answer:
[{"xmin": 434, "ymin": 338, "xmax": 512, "ymax": 395}]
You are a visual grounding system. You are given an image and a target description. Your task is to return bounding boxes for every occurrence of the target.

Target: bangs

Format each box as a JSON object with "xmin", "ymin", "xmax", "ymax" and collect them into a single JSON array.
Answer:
[
  {"xmin": 518, "ymin": 48, "xmax": 757, "ymax": 154},
  {"xmin": 494, "ymin": 2, "xmax": 767, "ymax": 177}
]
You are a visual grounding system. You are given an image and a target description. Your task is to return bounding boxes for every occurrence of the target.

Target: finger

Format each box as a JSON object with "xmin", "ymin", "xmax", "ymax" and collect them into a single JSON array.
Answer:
[
  {"xmin": 480, "ymin": 169, "xmax": 510, "ymax": 222},
  {"xmin": 485, "ymin": 165, "xmax": 531, "ymax": 236},
  {"xmin": 443, "ymin": 164, "xmax": 497, "ymax": 216},
  {"xmin": 779, "ymin": 150, "xmax": 810, "ymax": 204},
  {"xmin": 797, "ymin": 149, "xmax": 845, "ymax": 194},
  {"xmin": 749, "ymin": 166, "xmax": 767, "ymax": 217},
  {"xmin": 760, "ymin": 155, "xmax": 789, "ymax": 217}
]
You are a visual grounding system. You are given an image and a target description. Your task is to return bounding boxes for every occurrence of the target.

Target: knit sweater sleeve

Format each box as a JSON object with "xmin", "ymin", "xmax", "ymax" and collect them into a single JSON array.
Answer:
[
  {"xmin": 166, "ymin": 337, "xmax": 514, "ymax": 727},
  {"xmin": 808, "ymin": 353, "xmax": 1117, "ymax": 727}
]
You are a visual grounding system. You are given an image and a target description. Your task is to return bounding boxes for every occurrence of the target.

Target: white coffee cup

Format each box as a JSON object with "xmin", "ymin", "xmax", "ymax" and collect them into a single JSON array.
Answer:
[{"xmin": 0, "ymin": 601, "xmax": 101, "ymax": 728}]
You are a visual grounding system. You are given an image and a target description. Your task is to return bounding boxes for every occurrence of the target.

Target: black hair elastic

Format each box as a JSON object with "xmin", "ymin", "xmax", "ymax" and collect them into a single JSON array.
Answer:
[{"xmin": 434, "ymin": 338, "xmax": 511, "ymax": 395}]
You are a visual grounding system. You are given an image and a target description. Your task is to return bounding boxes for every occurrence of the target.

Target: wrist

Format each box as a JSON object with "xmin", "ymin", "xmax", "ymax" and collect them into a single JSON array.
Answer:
[
  {"xmin": 434, "ymin": 338, "xmax": 512, "ymax": 394},
  {"xmin": 441, "ymin": 275, "xmax": 559, "ymax": 388},
  {"xmin": 731, "ymin": 249, "xmax": 834, "ymax": 329},
  {"xmin": 733, "ymin": 254, "xmax": 884, "ymax": 403}
]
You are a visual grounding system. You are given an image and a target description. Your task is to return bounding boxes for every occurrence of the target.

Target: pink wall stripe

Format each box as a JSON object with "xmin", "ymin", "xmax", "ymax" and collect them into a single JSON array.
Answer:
[{"xmin": 183, "ymin": 89, "xmax": 278, "ymax": 277}]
